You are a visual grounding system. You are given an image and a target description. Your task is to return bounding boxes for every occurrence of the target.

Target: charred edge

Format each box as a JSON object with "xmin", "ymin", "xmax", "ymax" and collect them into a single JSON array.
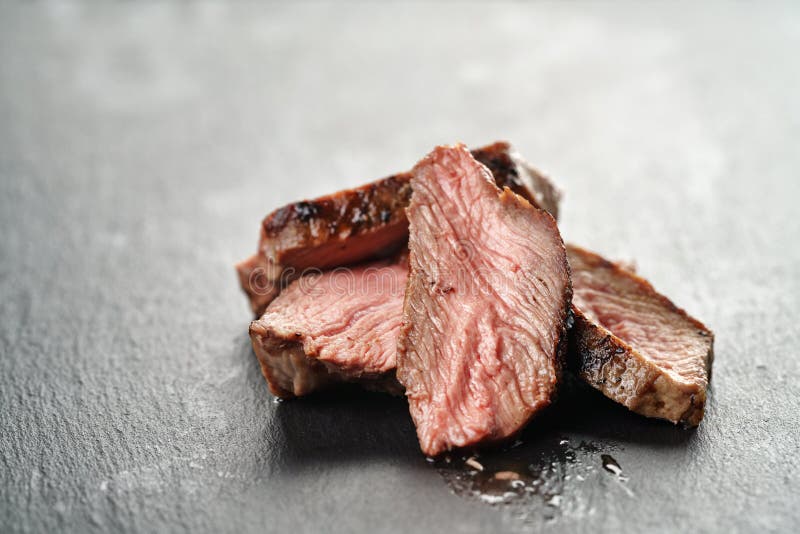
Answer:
[
  {"xmin": 551, "ymin": 244, "xmax": 574, "ymax": 403},
  {"xmin": 568, "ymin": 308, "xmax": 621, "ymax": 386},
  {"xmin": 294, "ymin": 201, "xmax": 320, "ymax": 223},
  {"xmin": 474, "ymin": 152, "xmax": 522, "ymax": 189},
  {"xmin": 570, "ymin": 310, "xmax": 710, "ymax": 426},
  {"xmin": 262, "ymin": 172, "xmax": 413, "ymax": 239},
  {"xmin": 258, "ymin": 143, "xmax": 552, "ymax": 257},
  {"xmin": 678, "ymin": 392, "xmax": 706, "ymax": 427},
  {"xmin": 472, "ymin": 144, "xmax": 545, "ymax": 207}
]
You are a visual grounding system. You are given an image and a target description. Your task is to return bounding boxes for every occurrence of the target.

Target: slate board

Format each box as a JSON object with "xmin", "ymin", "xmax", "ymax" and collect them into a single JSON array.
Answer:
[{"xmin": 1, "ymin": 2, "xmax": 799, "ymax": 533}]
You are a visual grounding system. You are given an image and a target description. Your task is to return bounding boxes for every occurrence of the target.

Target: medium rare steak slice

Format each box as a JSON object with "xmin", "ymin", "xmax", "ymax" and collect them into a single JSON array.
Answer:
[
  {"xmin": 249, "ymin": 255, "xmax": 407, "ymax": 398},
  {"xmin": 567, "ymin": 245, "xmax": 714, "ymax": 426},
  {"xmin": 397, "ymin": 145, "xmax": 571, "ymax": 457},
  {"xmin": 237, "ymin": 142, "xmax": 560, "ymax": 316}
]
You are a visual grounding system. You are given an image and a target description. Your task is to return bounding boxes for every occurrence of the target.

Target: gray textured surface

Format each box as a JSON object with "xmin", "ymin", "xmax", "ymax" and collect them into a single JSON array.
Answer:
[{"xmin": 1, "ymin": 2, "xmax": 799, "ymax": 533}]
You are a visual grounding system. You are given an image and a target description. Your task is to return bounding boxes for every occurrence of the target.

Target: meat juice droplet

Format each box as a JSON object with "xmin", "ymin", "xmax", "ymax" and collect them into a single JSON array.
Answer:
[
  {"xmin": 436, "ymin": 437, "xmax": 610, "ymax": 515},
  {"xmin": 601, "ymin": 454, "xmax": 622, "ymax": 476},
  {"xmin": 600, "ymin": 454, "xmax": 634, "ymax": 497}
]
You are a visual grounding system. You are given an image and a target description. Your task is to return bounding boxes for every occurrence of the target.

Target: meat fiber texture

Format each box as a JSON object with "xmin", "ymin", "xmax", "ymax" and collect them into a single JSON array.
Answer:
[
  {"xmin": 249, "ymin": 255, "xmax": 407, "ymax": 398},
  {"xmin": 236, "ymin": 142, "xmax": 560, "ymax": 317},
  {"xmin": 567, "ymin": 245, "xmax": 714, "ymax": 426},
  {"xmin": 396, "ymin": 145, "xmax": 571, "ymax": 456}
]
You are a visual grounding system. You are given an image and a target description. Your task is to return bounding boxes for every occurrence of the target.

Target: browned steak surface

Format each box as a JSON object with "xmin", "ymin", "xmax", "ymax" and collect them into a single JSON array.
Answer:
[
  {"xmin": 249, "ymin": 255, "xmax": 407, "ymax": 398},
  {"xmin": 567, "ymin": 245, "xmax": 714, "ymax": 426},
  {"xmin": 236, "ymin": 142, "xmax": 560, "ymax": 316},
  {"xmin": 396, "ymin": 145, "xmax": 571, "ymax": 457}
]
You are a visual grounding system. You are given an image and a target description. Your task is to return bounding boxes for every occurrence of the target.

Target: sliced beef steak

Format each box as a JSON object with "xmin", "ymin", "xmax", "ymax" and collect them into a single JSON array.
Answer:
[
  {"xmin": 397, "ymin": 145, "xmax": 571, "ymax": 456},
  {"xmin": 237, "ymin": 142, "xmax": 560, "ymax": 316},
  {"xmin": 249, "ymin": 255, "xmax": 407, "ymax": 398},
  {"xmin": 567, "ymin": 245, "xmax": 714, "ymax": 426}
]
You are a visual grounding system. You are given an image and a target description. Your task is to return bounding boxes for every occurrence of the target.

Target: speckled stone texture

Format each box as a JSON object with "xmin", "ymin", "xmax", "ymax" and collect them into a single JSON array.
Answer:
[{"xmin": 1, "ymin": 2, "xmax": 798, "ymax": 533}]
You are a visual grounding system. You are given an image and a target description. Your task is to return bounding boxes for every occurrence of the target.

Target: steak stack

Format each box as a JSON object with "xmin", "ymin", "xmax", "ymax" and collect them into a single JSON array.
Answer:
[
  {"xmin": 238, "ymin": 141, "xmax": 715, "ymax": 455},
  {"xmin": 246, "ymin": 142, "xmax": 561, "ymax": 400}
]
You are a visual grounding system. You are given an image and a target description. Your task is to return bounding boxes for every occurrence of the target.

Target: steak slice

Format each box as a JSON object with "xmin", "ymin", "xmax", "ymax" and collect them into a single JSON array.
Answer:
[
  {"xmin": 249, "ymin": 255, "xmax": 407, "ymax": 398},
  {"xmin": 397, "ymin": 145, "xmax": 571, "ymax": 457},
  {"xmin": 567, "ymin": 245, "xmax": 714, "ymax": 426},
  {"xmin": 237, "ymin": 142, "xmax": 560, "ymax": 316}
]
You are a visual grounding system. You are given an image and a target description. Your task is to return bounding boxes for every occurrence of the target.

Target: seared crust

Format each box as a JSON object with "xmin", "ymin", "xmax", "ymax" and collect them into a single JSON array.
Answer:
[
  {"xmin": 567, "ymin": 245, "xmax": 714, "ymax": 426},
  {"xmin": 237, "ymin": 142, "xmax": 561, "ymax": 317},
  {"xmin": 262, "ymin": 174, "xmax": 412, "ymax": 263},
  {"xmin": 473, "ymin": 142, "xmax": 562, "ymax": 221}
]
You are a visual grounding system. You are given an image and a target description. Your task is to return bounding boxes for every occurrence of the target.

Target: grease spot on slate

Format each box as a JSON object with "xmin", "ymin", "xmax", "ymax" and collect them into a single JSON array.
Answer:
[
  {"xmin": 601, "ymin": 454, "xmax": 622, "ymax": 476},
  {"xmin": 601, "ymin": 453, "xmax": 634, "ymax": 497},
  {"xmin": 437, "ymin": 435, "xmax": 633, "ymax": 522}
]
